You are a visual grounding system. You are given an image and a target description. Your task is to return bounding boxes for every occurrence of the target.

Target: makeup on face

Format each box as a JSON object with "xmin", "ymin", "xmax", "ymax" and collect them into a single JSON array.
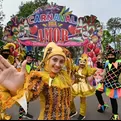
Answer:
[{"xmin": 48, "ymin": 55, "xmax": 65, "ymax": 74}]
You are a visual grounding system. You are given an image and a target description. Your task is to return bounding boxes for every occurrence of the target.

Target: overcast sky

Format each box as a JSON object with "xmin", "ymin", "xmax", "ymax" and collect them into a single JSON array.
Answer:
[{"xmin": 2, "ymin": 0, "xmax": 121, "ymax": 26}]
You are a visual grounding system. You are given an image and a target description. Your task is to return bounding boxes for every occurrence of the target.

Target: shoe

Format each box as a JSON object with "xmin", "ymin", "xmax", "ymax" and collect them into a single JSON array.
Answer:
[
  {"xmin": 70, "ymin": 111, "xmax": 78, "ymax": 118},
  {"xmin": 97, "ymin": 104, "xmax": 109, "ymax": 113},
  {"xmin": 78, "ymin": 114, "xmax": 86, "ymax": 120},
  {"xmin": 22, "ymin": 113, "xmax": 33, "ymax": 119},
  {"xmin": 110, "ymin": 114, "xmax": 120, "ymax": 120}
]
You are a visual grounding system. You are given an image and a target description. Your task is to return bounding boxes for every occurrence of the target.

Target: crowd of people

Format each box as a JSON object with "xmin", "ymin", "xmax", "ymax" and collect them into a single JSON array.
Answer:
[{"xmin": 0, "ymin": 42, "xmax": 121, "ymax": 120}]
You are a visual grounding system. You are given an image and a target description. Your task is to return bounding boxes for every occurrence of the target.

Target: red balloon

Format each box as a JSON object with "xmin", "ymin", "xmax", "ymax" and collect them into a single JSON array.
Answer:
[
  {"xmin": 87, "ymin": 43, "xmax": 93, "ymax": 50},
  {"xmin": 68, "ymin": 25, "xmax": 76, "ymax": 35},
  {"xmin": 92, "ymin": 57, "xmax": 97, "ymax": 63},
  {"xmin": 93, "ymin": 44, "xmax": 96, "ymax": 50},
  {"xmin": 87, "ymin": 52, "xmax": 94, "ymax": 58},
  {"xmin": 30, "ymin": 25, "xmax": 38, "ymax": 35},
  {"xmin": 94, "ymin": 48, "xmax": 100, "ymax": 54}
]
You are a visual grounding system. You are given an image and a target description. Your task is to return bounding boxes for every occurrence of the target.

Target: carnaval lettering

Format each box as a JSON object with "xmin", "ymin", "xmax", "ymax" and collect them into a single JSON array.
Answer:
[{"xmin": 28, "ymin": 14, "xmax": 77, "ymax": 25}]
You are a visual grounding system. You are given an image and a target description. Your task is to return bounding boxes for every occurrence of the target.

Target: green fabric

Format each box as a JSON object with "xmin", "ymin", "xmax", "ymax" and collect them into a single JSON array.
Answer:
[
  {"xmin": 26, "ymin": 64, "xmax": 31, "ymax": 73},
  {"xmin": 116, "ymin": 59, "xmax": 121, "ymax": 63},
  {"xmin": 26, "ymin": 64, "xmax": 37, "ymax": 73}
]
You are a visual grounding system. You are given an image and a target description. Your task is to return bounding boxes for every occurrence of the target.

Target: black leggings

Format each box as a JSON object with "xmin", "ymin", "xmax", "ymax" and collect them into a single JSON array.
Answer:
[
  {"xmin": 18, "ymin": 102, "xmax": 29, "ymax": 120},
  {"xmin": 96, "ymin": 90, "xmax": 118, "ymax": 114}
]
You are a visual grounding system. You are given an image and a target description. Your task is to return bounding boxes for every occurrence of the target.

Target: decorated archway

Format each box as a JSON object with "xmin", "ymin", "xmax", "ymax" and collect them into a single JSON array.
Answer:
[{"xmin": 2, "ymin": 2, "xmax": 103, "ymax": 65}]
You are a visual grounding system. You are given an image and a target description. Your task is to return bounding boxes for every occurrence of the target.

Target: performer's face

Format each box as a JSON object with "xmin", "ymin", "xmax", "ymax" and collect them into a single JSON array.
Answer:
[
  {"xmin": 49, "ymin": 55, "xmax": 65, "ymax": 74},
  {"xmin": 79, "ymin": 58, "xmax": 87, "ymax": 68},
  {"xmin": 107, "ymin": 53, "xmax": 116, "ymax": 63},
  {"xmin": 107, "ymin": 53, "xmax": 115, "ymax": 59},
  {"xmin": 26, "ymin": 56, "xmax": 33, "ymax": 64}
]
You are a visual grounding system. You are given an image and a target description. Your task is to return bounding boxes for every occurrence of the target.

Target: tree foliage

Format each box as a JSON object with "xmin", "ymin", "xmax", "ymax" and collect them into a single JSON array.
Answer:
[
  {"xmin": 107, "ymin": 17, "xmax": 121, "ymax": 32},
  {"xmin": 0, "ymin": 0, "xmax": 5, "ymax": 40},
  {"xmin": 16, "ymin": 0, "xmax": 48, "ymax": 18},
  {"xmin": 0, "ymin": 0, "xmax": 5, "ymax": 23},
  {"xmin": 102, "ymin": 30, "xmax": 112, "ymax": 51},
  {"xmin": 106, "ymin": 17, "xmax": 121, "ymax": 49}
]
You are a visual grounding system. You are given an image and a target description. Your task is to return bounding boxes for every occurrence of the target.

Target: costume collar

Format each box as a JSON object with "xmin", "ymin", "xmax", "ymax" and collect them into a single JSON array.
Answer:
[{"xmin": 105, "ymin": 60, "xmax": 121, "ymax": 70}]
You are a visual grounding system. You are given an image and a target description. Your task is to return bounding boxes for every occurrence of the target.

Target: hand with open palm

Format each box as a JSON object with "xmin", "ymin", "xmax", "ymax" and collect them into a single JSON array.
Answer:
[{"xmin": 0, "ymin": 55, "xmax": 27, "ymax": 94}]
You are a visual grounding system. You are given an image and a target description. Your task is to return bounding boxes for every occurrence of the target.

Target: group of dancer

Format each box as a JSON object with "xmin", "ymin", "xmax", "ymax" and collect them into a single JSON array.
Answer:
[{"xmin": 0, "ymin": 42, "xmax": 121, "ymax": 120}]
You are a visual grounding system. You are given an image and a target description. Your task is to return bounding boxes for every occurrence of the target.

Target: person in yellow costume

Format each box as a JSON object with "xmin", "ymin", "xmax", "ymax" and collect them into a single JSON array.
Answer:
[
  {"xmin": 0, "ymin": 85, "xmax": 12, "ymax": 120},
  {"xmin": 0, "ymin": 42, "xmax": 72, "ymax": 120},
  {"xmin": 0, "ymin": 44, "xmax": 16, "ymax": 120},
  {"xmin": 70, "ymin": 53, "xmax": 96, "ymax": 120}
]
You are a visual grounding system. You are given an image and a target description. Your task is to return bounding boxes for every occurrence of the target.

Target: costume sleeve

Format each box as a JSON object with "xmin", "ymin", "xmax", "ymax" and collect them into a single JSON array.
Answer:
[
  {"xmin": 87, "ymin": 66, "xmax": 97, "ymax": 76},
  {"xmin": 65, "ymin": 58, "xmax": 72, "ymax": 75},
  {"xmin": 71, "ymin": 64, "xmax": 78, "ymax": 73},
  {"xmin": 1, "ymin": 71, "xmax": 44, "ymax": 111},
  {"xmin": 24, "ymin": 71, "xmax": 45, "ymax": 101}
]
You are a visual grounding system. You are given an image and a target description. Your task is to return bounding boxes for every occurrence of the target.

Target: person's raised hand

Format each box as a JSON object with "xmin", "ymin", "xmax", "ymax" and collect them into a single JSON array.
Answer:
[{"xmin": 0, "ymin": 55, "xmax": 27, "ymax": 94}]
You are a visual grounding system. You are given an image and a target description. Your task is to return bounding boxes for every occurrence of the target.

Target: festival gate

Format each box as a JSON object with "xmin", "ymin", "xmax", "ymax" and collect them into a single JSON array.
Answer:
[{"xmin": 3, "ymin": 2, "xmax": 103, "ymax": 65}]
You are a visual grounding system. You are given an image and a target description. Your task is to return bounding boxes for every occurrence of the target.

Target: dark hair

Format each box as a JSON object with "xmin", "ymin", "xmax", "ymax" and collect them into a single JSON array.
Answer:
[
  {"xmin": 1, "ymin": 49, "xmax": 10, "ymax": 59},
  {"xmin": 25, "ymin": 51, "xmax": 33, "ymax": 59},
  {"xmin": 107, "ymin": 51, "xmax": 116, "ymax": 57}
]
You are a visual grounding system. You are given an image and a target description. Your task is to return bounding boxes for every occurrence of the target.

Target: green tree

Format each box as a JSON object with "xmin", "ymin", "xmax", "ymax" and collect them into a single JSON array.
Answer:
[
  {"xmin": 0, "ymin": 0, "xmax": 5, "ymax": 41},
  {"xmin": 16, "ymin": 0, "xmax": 48, "ymax": 18},
  {"xmin": 115, "ymin": 34, "xmax": 121, "ymax": 51},
  {"xmin": 0, "ymin": 0, "xmax": 5, "ymax": 22},
  {"xmin": 106, "ymin": 17, "xmax": 121, "ymax": 49},
  {"xmin": 102, "ymin": 30, "xmax": 112, "ymax": 51}
]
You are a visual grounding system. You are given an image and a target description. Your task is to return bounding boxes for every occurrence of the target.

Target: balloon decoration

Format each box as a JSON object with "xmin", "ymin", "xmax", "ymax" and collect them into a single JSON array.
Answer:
[
  {"xmin": 82, "ymin": 39, "xmax": 101, "ymax": 67},
  {"xmin": 74, "ymin": 15, "xmax": 103, "ymax": 67},
  {"xmin": 87, "ymin": 51, "xmax": 94, "ymax": 58},
  {"xmin": 3, "ymin": 16, "xmax": 30, "ymax": 42},
  {"xmin": 92, "ymin": 57, "xmax": 97, "ymax": 63},
  {"xmin": 94, "ymin": 48, "xmax": 100, "ymax": 55},
  {"xmin": 93, "ymin": 43, "xmax": 96, "ymax": 50},
  {"xmin": 87, "ymin": 43, "xmax": 93, "ymax": 50}
]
